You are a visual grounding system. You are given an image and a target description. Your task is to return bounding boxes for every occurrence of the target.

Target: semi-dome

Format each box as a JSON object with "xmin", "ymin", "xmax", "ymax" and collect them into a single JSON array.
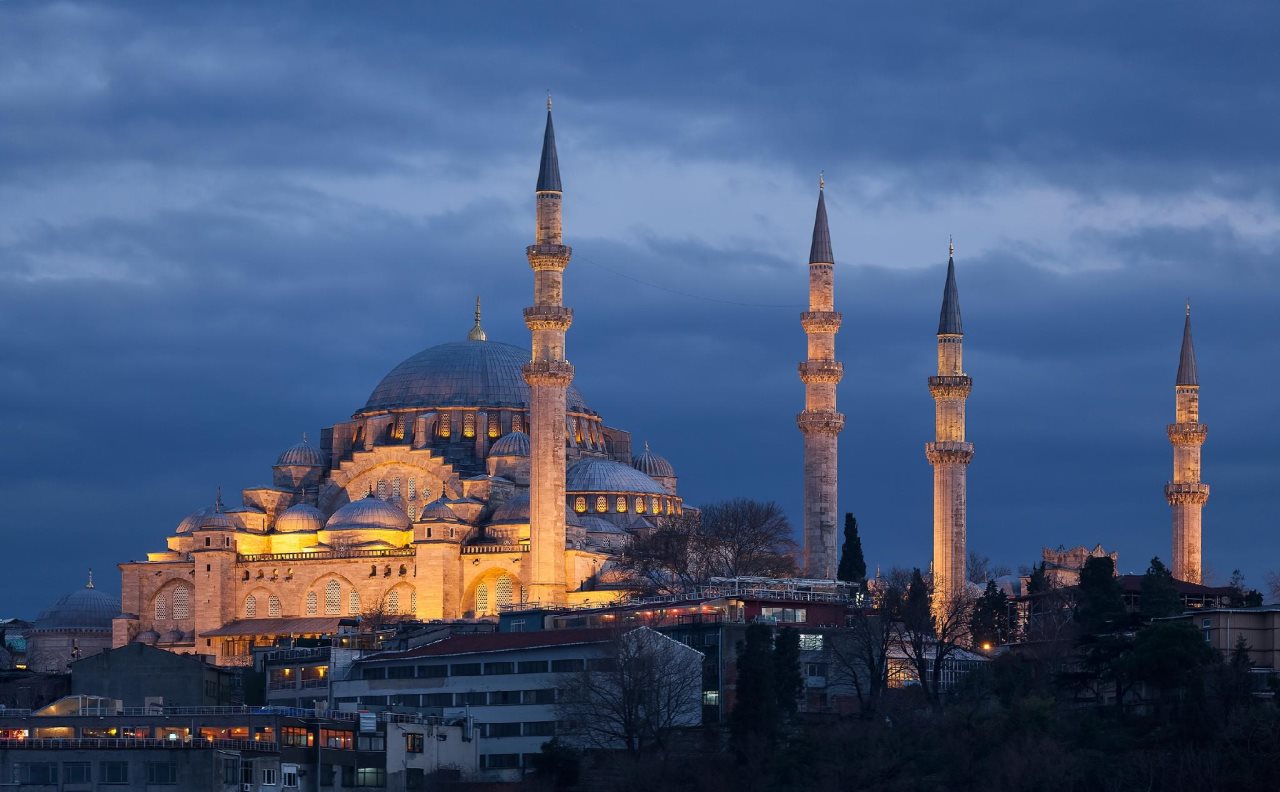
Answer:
[
  {"xmin": 566, "ymin": 457, "xmax": 667, "ymax": 495},
  {"xmin": 490, "ymin": 431, "xmax": 530, "ymax": 457},
  {"xmin": 488, "ymin": 491, "xmax": 530, "ymax": 525},
  {"xmin": 631, "ymin": 442, "xmax": 675, "ymax": 479},
  {"xmin": 197, "ymin": 512, "xmax": 240, "ymax": 531},
  {"xmin": 325, "ymin": 497, "xmax": 410, "ymax": 531},
  {"xmin": 33, "ymin": 584, "xmax": 117, "ymax": 633},
  {"xmin": 276, "ymin": 437, "xmax": 325, "ymax": 467},
  {"xmin": 176, "ymin": 507, "xmax": 214, "ymax": 534},
  {"xmin": 275, "ymin": 503, "xmax": 325, "ymax": 533},
  {"xmin": 360, "ymin": 340, "xmax": 590, "ymax": 415}
]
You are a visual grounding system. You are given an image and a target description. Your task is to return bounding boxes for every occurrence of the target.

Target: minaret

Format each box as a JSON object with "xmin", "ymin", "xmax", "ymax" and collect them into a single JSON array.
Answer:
[
  {"xmin": 522, "ymin": 96, "xmax": 573, "ymax": 604},
  {"xmin": 926, "ymin": 241, "xmax": 973, "ymax": 608},
  {"xmin": 1165, "ymin": 304, "xmax": 1208, "ymax": 583},
  {"xmin": 797, "ymin": 175, "xmax": 844, "ymax": 579}
]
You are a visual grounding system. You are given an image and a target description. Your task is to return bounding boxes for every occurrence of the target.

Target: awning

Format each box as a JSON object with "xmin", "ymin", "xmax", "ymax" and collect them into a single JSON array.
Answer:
[{"xmin": 201, "ymin": 617, "xmax": 347, "ymax": 637}]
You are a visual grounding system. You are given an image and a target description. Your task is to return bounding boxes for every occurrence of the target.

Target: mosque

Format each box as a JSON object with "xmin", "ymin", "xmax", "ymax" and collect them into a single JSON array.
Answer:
[{"xmin": 109, "ymin": 103, "xmax": 683, "ymax": 666}]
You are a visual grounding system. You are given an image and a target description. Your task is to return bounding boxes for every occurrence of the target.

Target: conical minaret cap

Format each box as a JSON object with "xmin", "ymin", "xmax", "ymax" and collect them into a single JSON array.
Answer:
[
  {"xmin": 937, "ymin": 249, "xmax": 963, "ymax": 335},
  {"xmin": 536, "ymin": 104, "xmax": 562, "ymax": 192},
  {"xmin": 808, "ymin": 184, "xmax": 833, "ymax": 264},
  {"xmin": 1176, "ymin": 306, "xmax": 1198, "ymax": 386}
]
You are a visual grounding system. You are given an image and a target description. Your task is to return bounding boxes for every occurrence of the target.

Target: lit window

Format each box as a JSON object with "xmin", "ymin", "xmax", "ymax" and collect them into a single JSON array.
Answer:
[
  {"xmin": 325, "ymin": 581, "xmax": 340, "ymax": 615},
  {"xmin": 172, "ymin": 586, "xmax": 191, "ymax": 620},
  {"xmin": 799, "ymin": 633, "xmax": 824, "ymax": 651},
  {"xmin": 635, "ymin": 497, "xmax": 646, "ymax": 513},
  {"xmin": 387, "ymin": 590, "xmax": 400, "ymax": 613},
  {"xmin": 496, "ymin": 575, "xmax": 513, "ymax": 610},
  {"xmin": 616, "ymin": 497, "xmax": 626, "ymax": 513},
  {"xmin": 268, "ymin": 595, "xmax": 281, "ymax": 618},
  {"xmin": 702, "ymin": 690, "xmax": 720, "ymax": 706},
  {"xmin": 306, "ymin": 591, "xmax": 318, "ymax": 616},
  {"xmin": 463, "ymin": 412, "xmax": 476, "ymax": 438},
  {"xmin": 438, "ymin": 413, "xmax": 451, "ymax": 438},
  {"xmin": 595, "ymin": 496, "xmax": 607, "ymax": 513},
  {"xmin": 488, "ymin": 415, "xmax": 500, "ymax": 438},
  {"xmin": 154, "ymin": 594, "xmax": 168, "ymax": 621},
  {"xmin": 651, "ymin": 497, "xmax": 661, "ymax": 513},
  {"xmin": 476, "ymin": 584, "xmax": 490, "ymax": 615},
  {"xmin": 244, "ymin": 595, "xmax": 257, "ymax": 618},
  {"xmin": 574, "ymin": 497, "xmax": 587, "ymax": 513},
  {"xmin": 349, "ymin": 591, "xmax": 361, "ymax": 615}
]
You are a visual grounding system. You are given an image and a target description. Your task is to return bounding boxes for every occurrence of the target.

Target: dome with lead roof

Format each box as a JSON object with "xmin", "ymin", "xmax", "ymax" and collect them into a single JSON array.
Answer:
[
  {"xmin": 631, "ymin": 442, "xmax": 675, "ymax": 479},
  {"xmin": 359, "ymin": 340, "xmax": 590, "ymax": 415},
  {"xmin": 490, "ymin": 431, "xmax": 530, "ymax": 457},
  {"xmin": 325, "ymin": 497, "xmax": 410, "ymax": 531},
  {"xmin": 276, "ymin": 436, "xmax": 325, "ymax": 467},
  {"xmin": 275, "ymin": 503, "xmax": 325, "ymax": 533},
  {"xmin": 33, "ymin": 584, "xmax": 117, "ymax": 634},
  {"xmin": 566, "ymin": 458, "xmax": 667, "ymax": 495}
]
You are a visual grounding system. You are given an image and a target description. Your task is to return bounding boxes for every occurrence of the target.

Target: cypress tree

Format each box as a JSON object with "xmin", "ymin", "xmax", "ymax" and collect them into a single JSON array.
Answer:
[{"xmin": 836, "ymin": 513, "xmax": 867, "ymax": 583}]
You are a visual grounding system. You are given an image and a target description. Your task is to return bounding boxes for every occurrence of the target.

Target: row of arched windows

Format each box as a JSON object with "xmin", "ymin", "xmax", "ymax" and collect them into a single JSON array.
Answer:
[
  {"xmin": 246, "ymin": 582, "xmax": 418, "ymax": 618},
  {"xmin": 572, "ymin": 494, "xmax": 680, "ymax": 516},
  {"xmin": 475, "ymin": 574, "xmax": 516, "ymax": 616}
]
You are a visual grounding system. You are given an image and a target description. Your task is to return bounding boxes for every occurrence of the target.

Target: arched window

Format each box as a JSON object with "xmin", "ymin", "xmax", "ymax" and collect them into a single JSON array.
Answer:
[
  {"xmin": 574, "ymin": 497, "xmax": 587, "ymax": 513},
  {"xmin": 408, "ymin": 478, "xmax": 416, "ymax": 500},
  {"xmin": 349, "ymin": 591, "xmax": 361, "ymax": 615},
  {"xmin": 392, "ymin": 477, "xmax": 401, "ymax": 498},
  {"xmin": 306, "ymin": 591, "xmax": 318, "ymax": 616},
  {"xmin": 616, "ymin": 496, "xmax": 627, "ymax": 513},
  {"xmin": 268, "ymin": 595, "xmax": 281, "ymax": 618},
  {"xmin": 377, "ymin": 479, "xmax": 387, "ymax": 499},
  {"xmin": 595, "ymin": 496, "xmax": 607, "ymax": 513},
  {"xmin": 488, "ymin": 415, "xmax": 500, "ymax": 439},
  {"xmin": 324, "ymin": 581, "xmax": 340, "ymax": 615},
  {"xmin": 154, "ymin": 594, "xmax": 168, "ymax": 621},
  {"xmin": 387, "ymin": 590, "xmax": 400, "ymax": 613},
  {"xmin": 635, "ymin": 497, "xmax": 646, "ymax": 513},
  {"xmin": 476, "ymin": 584, "xmax": 490, "ymax": 615},
  {"xmin": 244, "ymin": 595, "xmax": 257, "ymax": 618},
  {"xmin": 462, "ymin": 412, "xmax": 476, "ymax": 438},
  {"xmin": 511, "ymin": 413, "xmax": 523, "ymax": 433},
  {"xmin": 410, "ymin": 591, "xmax": 418, "ymax": 614},
  {"xmin": 172, "ymin": 586, "xmax": 191, "ymax": 620},
  {"xmin": 438, "ymin": 413, "xmax": 451, "ymax": 438},
  {"xmin": 496, "ymin": 576, "xmax": 513, "ymax": 610},
  {"xmin": 651, "ymin": 497, "xmax": 661, "ymax": 514}
]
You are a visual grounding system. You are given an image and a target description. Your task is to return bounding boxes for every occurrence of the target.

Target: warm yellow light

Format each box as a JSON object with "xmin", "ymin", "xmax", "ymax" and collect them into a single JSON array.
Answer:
[{"xmin": 981, "ymin": 642, "xmax": 992, "ymax": 651}]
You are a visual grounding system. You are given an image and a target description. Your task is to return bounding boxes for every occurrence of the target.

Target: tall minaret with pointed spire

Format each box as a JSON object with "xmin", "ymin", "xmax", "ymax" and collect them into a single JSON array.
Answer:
[
  {"xmin": 926, "ymin": 241, "xmax": 973, "ymax": 608},
  {"xmin": 1166, "ymin": 305, "xmax": 1208, "ymax": 583},
  {"xmin": 523, "ymin": 96, "xmax": 573, "ymax": 604},
  {"xmin": 797, "ymin": 175, "xmax": 844, "ymax": 579}
]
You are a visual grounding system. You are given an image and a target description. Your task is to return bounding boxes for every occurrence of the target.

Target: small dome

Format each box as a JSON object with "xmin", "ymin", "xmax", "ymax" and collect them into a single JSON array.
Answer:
[
  {"xmin": 566, "ymin": 457, "xmax": 667, "ymax": 495},
  {"xmin": 632, "ymin": 442, "xmax": 675, "ymax": 479},
  {"xmin": 325, "ymin": 497, "xmax": 410, "ymax": 531},
  {"xmin": 276, "ymin": 503, "xmax": 325, "ymax": 533},
  {"xmin": 157, "ymin": 629, "xmax": 185, "ymax": 644},
  {"xmin": 488, "ymin": 492, "xmax": 529, "ymax": 525},
  {"xmin": 33, "ymin": 585, "xmax": 117, "ymax": 633},
  {"xmin": 490, "ymin": 431, "xmax": 530, "ymax": 457},
  {"xmin": 198, "ymin": 512, "xmax": 240, "ymax": 531},
  {"xmin": 276, "ymin": 437, "xmax": 325, "ymax": 467},
  {"xmin": 176, "ymin": 507, "xmax": 214, "ymax": 534},
  {"xmin": 417, "ymin": 498, "xmax": 460, "ymax": 523},
  {"xmin": 579, "ymin": 515, "xmax": 628, "ymax": 534},
  {"xmin": 133, "ymin": 630, "xmax": 160, "ymax": 645}
]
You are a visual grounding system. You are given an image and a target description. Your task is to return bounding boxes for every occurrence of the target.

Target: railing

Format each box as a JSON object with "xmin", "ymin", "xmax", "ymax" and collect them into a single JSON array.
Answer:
[
  {"xmin": 239, "ymin": 548, "xmax": 415, "ymax": 562},
  {"xmin": 460, "ymin": 545, "xmax": 528, "ymax": 555},
  {"xmin": 500, "ymin": 579, "xmax": 860, "ymax": 614},
  {"xmin": 0, "ymin": 738, "xmax": 278, "ymax": 752},
  {"xmin": 262, "ymin": 647, "xmax": 331, "ymax": 663},
  {"xmin": 301, "ymin": 679, "xmax": 328, "ymax": 689}
]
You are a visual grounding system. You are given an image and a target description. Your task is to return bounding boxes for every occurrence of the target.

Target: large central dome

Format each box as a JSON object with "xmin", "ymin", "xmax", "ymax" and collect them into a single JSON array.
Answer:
[{"xmin": 360, "ymin": 339, "xmax": 590, "ymax": 415}]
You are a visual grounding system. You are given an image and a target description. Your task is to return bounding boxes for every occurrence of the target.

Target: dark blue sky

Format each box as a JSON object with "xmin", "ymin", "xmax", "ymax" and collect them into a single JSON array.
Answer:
[{"xmin": 2, "ymin": 2, "xmax": 1278, "ymax": 616}]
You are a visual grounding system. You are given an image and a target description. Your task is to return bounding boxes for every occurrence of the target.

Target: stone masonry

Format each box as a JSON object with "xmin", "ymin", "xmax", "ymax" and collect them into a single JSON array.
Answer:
[{"xmin": 1166, "ymin": 306, "xmax": 1208, "ymax": 583}]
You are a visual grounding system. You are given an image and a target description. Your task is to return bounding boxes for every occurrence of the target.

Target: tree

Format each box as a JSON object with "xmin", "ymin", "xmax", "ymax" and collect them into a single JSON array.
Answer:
[
  {"xmin": 891, "ymin": 568, "xmax": 975, "ymax": 709},
  {"xmin": 556, "ymin": 628, "xmax": 703, "ymax": 755},
  {"xmin": 730, "ymin": 623, "xmax": 780, "ymax": 752},
  {"xmin": 970, "ymin": 580, "xmax": 1011, "ymax": 649},
  {"xmin": 1140, "ymin": 557, "xmax": 1181, "ymax": 621},
  {"xmin": 967, "ymin": 551, "xmax": 1012, "ymax": 586},
  {"xmin": 828, "ymin": 583, "xmax": 895, "ymax": 717},
  {"xmin": 773, "ymin": 627, "xmax": 803, "ymax": 717},
  {"xmin": 1228, "ymin": 569, "xmax": 1264, "ymax": 608},
  {"xmin": 1076, "ymin": 555, "xmax": 1125, "ymax": 635},
  {"xmin": 836, "ymin": 513, "xmax": 866, "ymax": 583},
  {"xmin": 618, "ymin": 499, "xmax": 797, "ymax": 593}
]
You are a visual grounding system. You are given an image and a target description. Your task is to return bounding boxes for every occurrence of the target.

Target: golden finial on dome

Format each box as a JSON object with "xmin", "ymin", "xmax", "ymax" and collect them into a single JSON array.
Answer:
[
  {"xmin": 1186, "ymin": 299, "xmax": 1191, "ymax": 317},
  {"xmin": 468, "ymin": 296, "xmax": 487, "ymax": 341},
  {"xmin": 949, "ymin": 236, "xmax": 955, "ymax": 259},
  {"xmin": 818, "ymin": 171, "xmax": 824, "ymax": 191},
  {"xmin": 86, "ymin": 568, "xmax": 94, "ymax": 589}
]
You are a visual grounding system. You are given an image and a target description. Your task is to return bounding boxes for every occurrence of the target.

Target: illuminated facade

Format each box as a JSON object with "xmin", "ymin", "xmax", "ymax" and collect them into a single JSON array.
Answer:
[
  {"xmin": 926, "ymin": 242, "xmax": 973, "ymax": 607},
  {"xmin": 113, "ymin": 105, "xmax": 682, "ymax": 665},
  {"xmin": 797, "ymin": 178, "xmax": 844, "ymax": 579},
  {"xmin": 1166, "ymin": 306, "xmax": 1208, "ymax": 583}
]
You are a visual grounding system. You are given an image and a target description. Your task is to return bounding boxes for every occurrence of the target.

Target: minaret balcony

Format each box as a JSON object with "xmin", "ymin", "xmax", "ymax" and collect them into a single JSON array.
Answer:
[
  {"xmin": 928, "ymin": 375, "xmax": 972, "ymax": 399},
  {"xmin": 798, "ymin": 360, "xmax": 844, "ymax": 384},
  {"xmin": 1165, "ymin": 481, "xmax": 1209, "ymax": 505},
  {"xmin": 524, "ymin": 306, "xmax": 574, "ymax": 332},
  {"xmin": 1167, "ymin": 423, "xmax": 1208, "ymax": 445},
  {"xmin": 522, "ymin": 360, "xmax": 575, "ymax": 386},
  {"xmin": 800, "ymin": 311, "xmax": 843, "ymax": 334},
  {"xmin": 796, "ymin": 409, "xmax": 845, "ymax": 435},
  {"xmin": 526, "ymin": 244, "xmax": 572, "ymax": 270},
  {"xmin": 925, "ymin": 441, "xmax": 974, "ymax": 465}
]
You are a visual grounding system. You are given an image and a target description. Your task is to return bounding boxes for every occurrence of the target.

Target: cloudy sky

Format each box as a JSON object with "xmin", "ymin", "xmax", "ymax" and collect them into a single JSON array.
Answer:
[{"xmin": 1, "ymin": 2, "xmax": 1277, "ymax": 615}]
